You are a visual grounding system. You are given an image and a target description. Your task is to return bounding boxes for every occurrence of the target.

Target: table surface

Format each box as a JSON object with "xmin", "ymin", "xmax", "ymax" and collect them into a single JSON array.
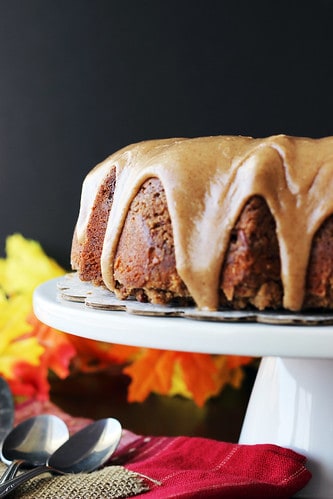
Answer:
[{"xmin": 50, "ymin": 367, "xmax": 257, "ymax": 442}]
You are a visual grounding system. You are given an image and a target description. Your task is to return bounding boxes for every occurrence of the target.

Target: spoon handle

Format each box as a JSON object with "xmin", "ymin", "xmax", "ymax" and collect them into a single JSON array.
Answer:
[
  {"xmin": 0, "ymin": 464, "xmax": 51, "ymax": 497},
  {"xmin": 0, "ymin": 460, "xmax": 23, "ymax": 483}
]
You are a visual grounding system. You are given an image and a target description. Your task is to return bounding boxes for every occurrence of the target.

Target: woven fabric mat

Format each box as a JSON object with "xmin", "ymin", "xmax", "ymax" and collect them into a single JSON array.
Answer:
[{"xmin": 0, "ymin": 462, "xmax": 149, "ymax": 498}]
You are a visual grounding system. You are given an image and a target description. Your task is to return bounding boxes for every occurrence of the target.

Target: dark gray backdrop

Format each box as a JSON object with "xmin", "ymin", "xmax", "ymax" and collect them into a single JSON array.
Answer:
[{"xmin": 0, "ymin": 0, "xmax": 332, "ymax": 267}]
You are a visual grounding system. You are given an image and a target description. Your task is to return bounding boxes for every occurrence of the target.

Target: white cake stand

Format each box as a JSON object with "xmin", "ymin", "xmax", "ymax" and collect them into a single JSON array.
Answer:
[{"xmin": 33, "ymin": 278, "xmax": 333, "ymax": 499}]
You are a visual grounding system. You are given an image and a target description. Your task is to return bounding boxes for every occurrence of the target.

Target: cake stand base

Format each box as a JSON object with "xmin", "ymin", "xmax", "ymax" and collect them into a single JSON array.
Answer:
[{"xmin": 239, "ymin": 356, "xmax": 333, "ymax": 499}]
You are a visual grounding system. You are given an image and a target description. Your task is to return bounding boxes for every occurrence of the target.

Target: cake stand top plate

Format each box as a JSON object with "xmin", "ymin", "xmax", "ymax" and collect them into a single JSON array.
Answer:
[{"xmin": 33, "ymin": 278, "xmax": 333, "ymax": 358}]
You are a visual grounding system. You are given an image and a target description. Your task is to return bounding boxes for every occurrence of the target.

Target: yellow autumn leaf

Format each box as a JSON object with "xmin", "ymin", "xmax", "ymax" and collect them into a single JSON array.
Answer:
[
  {"xmin": 0, "ymin": 295, "xmax": 44, "ymax": 378},
  {"xmin": 0, "ymin": 233, "xmax": 65, "ymax": 297},
  {"xmin": 0, "ymin": 338, "xmax": 44, "ymax": 378},
  {"xmin": 0, "ymin": 295, "xmax": 31, "ymax": 341}
]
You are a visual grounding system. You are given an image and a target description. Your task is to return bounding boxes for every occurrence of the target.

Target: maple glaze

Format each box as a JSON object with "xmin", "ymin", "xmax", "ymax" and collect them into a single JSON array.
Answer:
[{"xmin": 75, "ymin": 135, "xmax": 333, "ymax": 310}]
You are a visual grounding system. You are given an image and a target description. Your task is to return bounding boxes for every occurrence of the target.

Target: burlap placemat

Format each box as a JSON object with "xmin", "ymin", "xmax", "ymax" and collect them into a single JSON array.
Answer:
[{"xmin": 0, "ymin": 462, "xmax": 150, "ymax": 498}]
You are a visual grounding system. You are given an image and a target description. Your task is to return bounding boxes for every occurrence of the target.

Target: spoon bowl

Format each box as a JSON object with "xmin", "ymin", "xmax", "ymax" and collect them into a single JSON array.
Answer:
[
  {"xmin": 0, "ymin": 418, "xmax": 122, "ymax": 498},
  {"xmin": 0, "ymin": 414, "xmax": 69, "ymax": 483}
]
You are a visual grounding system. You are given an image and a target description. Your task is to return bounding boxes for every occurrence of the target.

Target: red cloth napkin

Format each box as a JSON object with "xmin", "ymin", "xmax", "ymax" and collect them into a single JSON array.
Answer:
[
  {"xmin": 112, "ymin": 432, "xmax": 311, "ymax": 498},
  {"xmin": 15, "ymin": 400, "xmax": 311, "ymax": 498}
]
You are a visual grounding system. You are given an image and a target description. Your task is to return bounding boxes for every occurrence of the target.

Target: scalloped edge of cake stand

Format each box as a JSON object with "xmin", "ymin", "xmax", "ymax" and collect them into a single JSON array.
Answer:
[{"xmin": 33, "ymin": 278, "xmax": 333, "ymax": 358}]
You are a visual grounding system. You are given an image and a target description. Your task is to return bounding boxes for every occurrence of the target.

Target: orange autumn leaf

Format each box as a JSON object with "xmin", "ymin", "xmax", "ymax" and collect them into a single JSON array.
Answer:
[
  {"xmin": 27, "ymin": 313, "xmax": 76, "ymax": 379},
  {"xmin": 123, "ymin": 349, "xmax": 177, "ymax": 402},
  {"xmin": 10, "ymin": 362, "xmax": 51, "ymax": 401},
  {"xmin": 179, "ymin": 353, "xmax": 220, "ymax": 407},
  {"xmin": 226, "ymin": 355, "xmax": 253, "ymax": 370},
  {"xmin": 67, "ymin": 335, "xmax": 141, "ymax": 373},
  {"xmin": 124, "ymin": 349, "xmax": 222, "ymax": 406},
  {"xmin": 124, "ymin": 349, "xmax": 255, "ymax": 407}
]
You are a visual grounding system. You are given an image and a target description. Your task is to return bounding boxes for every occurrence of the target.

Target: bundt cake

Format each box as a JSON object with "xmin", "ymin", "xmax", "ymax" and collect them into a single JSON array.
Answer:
[{"xmin": 71, "ymin": 135, "xmax": 333, "ymax": 312}]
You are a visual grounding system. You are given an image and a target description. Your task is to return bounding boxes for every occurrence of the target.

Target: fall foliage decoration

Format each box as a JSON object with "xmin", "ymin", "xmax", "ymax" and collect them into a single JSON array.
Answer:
[{"xmin": 0, "ymin": 234, "xmax": 254, "ymax": 406}]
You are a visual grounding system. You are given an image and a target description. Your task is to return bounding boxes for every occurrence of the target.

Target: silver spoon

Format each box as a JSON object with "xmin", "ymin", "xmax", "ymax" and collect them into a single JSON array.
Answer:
[
  {"xmin": 0, "ymin": 378, "xmax": 14, "ymax": 448},
  {"xmin": 0, "ymin": 414, "xmax": 69, "ymax": 483},
  {"xmin": 0, "ymin": 417, "xmax": 122, "ymax": 498}
]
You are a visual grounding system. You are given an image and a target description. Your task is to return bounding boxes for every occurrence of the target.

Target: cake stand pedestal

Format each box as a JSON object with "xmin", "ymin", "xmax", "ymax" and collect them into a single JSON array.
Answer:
[
  {"xmin": 33, "ymin": 278, "xmax": 333, "ymax": 499},
  {"xmin": 239, "ymin": 357, "xmax": 333, "ymax": 499}
]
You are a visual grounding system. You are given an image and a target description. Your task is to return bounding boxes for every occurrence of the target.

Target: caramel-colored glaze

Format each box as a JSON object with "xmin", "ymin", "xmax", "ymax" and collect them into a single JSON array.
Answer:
[{"xmin": 75, "ymin": 135, "xmax": 333, "ymax": 311}]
